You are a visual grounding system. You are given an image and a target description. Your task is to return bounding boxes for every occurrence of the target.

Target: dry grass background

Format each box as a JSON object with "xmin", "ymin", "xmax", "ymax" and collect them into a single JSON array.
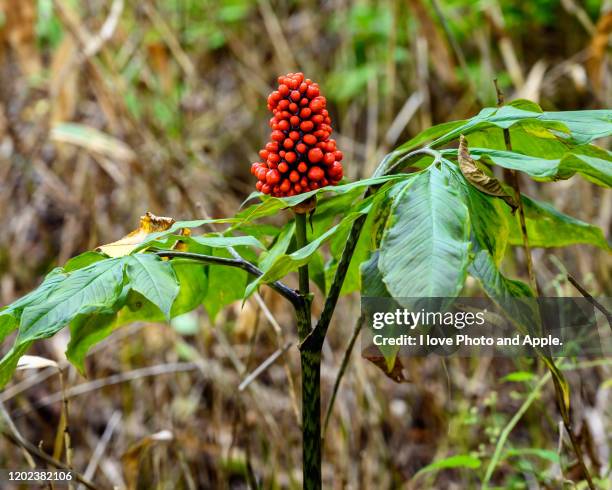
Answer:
[{"xmin": 0, "ymin": 0, "xmax": 610, "ymax": 488}]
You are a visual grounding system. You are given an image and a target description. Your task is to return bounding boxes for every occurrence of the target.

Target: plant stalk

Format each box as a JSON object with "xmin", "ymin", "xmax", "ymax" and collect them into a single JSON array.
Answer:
[
  {"xmin": 294, "ymin": 212, "xmax": 311, "ymax": 301},
  {"xmin": 293, "ymin": 210, "xmax": 321, "ymax": 489},
  {"xmin": 493, "ymin": 80, "xmax": 594, "ymax": 490}
]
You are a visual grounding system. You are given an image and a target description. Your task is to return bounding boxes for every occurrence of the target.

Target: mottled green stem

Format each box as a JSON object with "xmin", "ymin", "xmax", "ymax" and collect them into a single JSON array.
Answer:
[
  {"xmin": 294, "ymin": 213, "xmax": 310, "ymax": 302},
  {"xmin": 293, "ymin": 211, "xmax": 320, "ymax": 489}
]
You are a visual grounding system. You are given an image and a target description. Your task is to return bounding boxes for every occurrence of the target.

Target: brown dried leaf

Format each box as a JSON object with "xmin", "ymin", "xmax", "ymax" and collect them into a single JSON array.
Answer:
[
  {"xmin": 122, "ymin": 430, "xmax": 173, "ymax": 490},
  {"xmin": 362, "ymin": 345, "xmax": 410, "ymax": 383},
  {"xmin": 458, "ymin": 135, "xmax": 518, "ymax": 212},
  {"xmin": 97, "ymin": 212, "xmax": 176, "ymax": 257}
]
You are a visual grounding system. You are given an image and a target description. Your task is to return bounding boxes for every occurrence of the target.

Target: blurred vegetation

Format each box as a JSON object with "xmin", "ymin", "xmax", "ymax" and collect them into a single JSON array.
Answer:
[{"xmin": 0, "ymin": 0, "xmax": 610, "ymax": 488}]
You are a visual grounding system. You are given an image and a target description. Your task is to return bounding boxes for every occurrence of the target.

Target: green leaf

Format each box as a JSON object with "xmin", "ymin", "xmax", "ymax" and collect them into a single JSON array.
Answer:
[
  {"xmin": 361, "ymin": 251, "xmax": 391, "ymax": 298},
  {"xmin": 379, "ymin": 164, "xmax": 471, "ymax": 302},
  {"xmin": 415, "ymin": 454, "xmax": 481, "ymax": 478},
  {"xmin": 245, "ymin": 190, "xmax": 386, "ymax": 298},
  {"xmin": 0, "ymin": 343, "xmax": 32, "ymax": 388},
  {"xmin": 132, "ymin": 218, "xmax": 240, "ymax": 253},
  {"xmin": 245, "ymin": 213, "xmax": 362, "ymax": 298},
  {"xmin": 187, "ymin": 234, "xmax": 265, "ymax": 250},
  {"xmin": 502, "ymin": 371, "xmax": 535, "ymax": 383},
  {"xmin": 559, "ymin": 145, "xmax": 612, "ymax": 187},
  {"xmin": 19, "ymin": 259, "xmax": 126, "ymax": 343},
  {"xmin": 503, "ymin": 448, "xmax": 560, "ymax": 464},
  {"xmin": 170, "ymin": 260, "xmax": 208, "ymax": 317},
  {"xmin": 464, "ymin": 122, "xmax": 573, "ymax": 159},
  {"xmin": 203, "ymin": 249, "xmax": 248, "ymax": 322},
  {"xmin": 396, "ymin": 119, "xmax": 468, "ymax": 152},
  {"xmin": 258, "ymin": 222, "xmax": 295, "ymax": 271},
  {"xmin": 1, "ymin": 258, "xmax": 127, "ymax": 386},
  {"xmin": 326, "ymin": 178, "xmax": 407, "ymax": 295},
  {"xmin": 126, "ymin": 254, "xmax": 180, "ymax": 319},
  {"xmin": 449, "ymin": 165, "xmax": 509, "ymax": 265},
  {"xmin": 469, "ymin": 250, "xmax": 534, "ymax": 300},
  {"xmin": 66, "ymin": 311, "xmax": 118, "ymax": 373},
  {"xmin": 456, "ymin": 146, "xmax": 612, "ymax": 187},
  {"xmin": 540, "ymin": 110, "xmax": 612, "ymax": 144},
  {"xmin": 66, "ymin": 257, "xmax": 207, "ymax": 374},
  {"xmin": 506, "ymin": 195, "xmax": 609, "ymax": 249},
  {"xmin": 361, "ymin": 252, "xmax": 398, "ymax": 371},
  {"xmin": 0, "ymin": 268, "xmax": 67, "ymax": 343},
  {"xmin": 64, "ymin": 251, "xmax": 108, "ymax": 271},
  {"xmin": 392, "ymin": 105, "xmax": 610, "ymax": 176},
  {"xmin": 235, "ymin": 174, "xmax": 407, "ymax": 225}
]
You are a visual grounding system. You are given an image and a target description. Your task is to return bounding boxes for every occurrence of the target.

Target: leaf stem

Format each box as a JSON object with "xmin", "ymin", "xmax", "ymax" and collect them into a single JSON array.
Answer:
[
  {"xmin": 322, "ymin": 314, "xmax": 363, "ymax": 438},
  {"xmin": 494, "ymin": 80, "xmax": 595, "ymax": 490},
  {"xmin": 294, "ymin": 212, "xmax": 311, "ymax": 307},
  {"xmin": 154, "ymin": 250, "xmax": 302, "ymax": 309}
]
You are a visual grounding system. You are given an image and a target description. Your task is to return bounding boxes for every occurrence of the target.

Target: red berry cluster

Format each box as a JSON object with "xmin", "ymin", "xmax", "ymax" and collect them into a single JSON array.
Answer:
[{"xmin": 251, "ymin": 72, "xmax": 344, "ymax": 197}]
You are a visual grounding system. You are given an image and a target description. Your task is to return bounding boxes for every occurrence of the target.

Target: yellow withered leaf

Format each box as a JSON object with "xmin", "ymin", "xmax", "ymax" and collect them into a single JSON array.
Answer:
[
  {"xmin": 458, "ymin": 135, "xmax": 518, "ymax": 213},
  {"xmin": 97, "ymin": 212, "xmax": 176, "ymax": 257}
]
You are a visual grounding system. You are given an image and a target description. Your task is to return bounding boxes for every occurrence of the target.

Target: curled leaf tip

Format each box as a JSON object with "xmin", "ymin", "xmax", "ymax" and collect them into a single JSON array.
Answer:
[{"xmin": 458, "ymin": 135, "xmax": 518, "ymax": 213}]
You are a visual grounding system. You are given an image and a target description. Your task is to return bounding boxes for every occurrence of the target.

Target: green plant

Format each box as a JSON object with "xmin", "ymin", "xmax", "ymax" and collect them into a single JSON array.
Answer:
[{"xmin": 1, "ymin": 85, "xmax": 610, "ymax": 488}]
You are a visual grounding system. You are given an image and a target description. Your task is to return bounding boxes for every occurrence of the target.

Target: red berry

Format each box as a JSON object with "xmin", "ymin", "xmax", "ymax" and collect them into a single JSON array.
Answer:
[
  {"xmin": 262, "ymin": 184, "xmax": 271, "ymax": 194},
  {"xmin": 310, "ymin": 99, "xmax": 323, "ymax": 112},
  {"xmin": 308, "ymin": 148, "xmax": 323, "ymax": 163},
  {"xmin": 334, "ymin": 151, "xmax": 343, "ymax": 161},
  {"xmin": 289, "ymin": 102, "xmax": 298, "ymax": 113},
  {"xmin": 266, "ymin": 169, "xmax": 280, "ymax": 185},
  {"xmin": 300, "ymin": 121, "xmax": 314, "ymax": 132},
  {"xmin": 307, "ymin": 85, "xmax": 319, "ymax": 98},
  {"xmin": 278, "ymin": 162, "xmax": 289, "ymax": 173},
  {"xmin": 289, "ymin": 170, "xmax": 300, "ymax": 182},
  {"xmin": 300, "ymin": 108, "xmax": 312, "ymax": 118},
  {"xmin": 266, "ymin": 142, "xmax": 279, "ymax": 152},
  {"xmin": 280, "ymin": 179, "xmax": 291, "ymax": 192},
  {"xmin": 298, "ymin": 162, "xmax": 307, "ymax": 173},
  {"xmin": 278, "ymin": 84, "xmax": 289, "ymax": 96},
  {"xmin": 296, "ymin": 143, "xmax": 307, "ymax": 153},
  {"xmin": 308, "ymin": 166, "xmax": 324, "ymax": 181},
  {"xmin": 285, "ymin": 152, "xmax": 297, "ymax": 163},
  {"xmin": 289, "ymin": 131, "xmax": 300, "ymax": 141},
  {"xmin": 312, "ymin": 114, "xmax": 324, "ymax": 124},
  {"xmin": 303, "ymin": 134, "xmax": 317, "ymax": 145},
  {"xmin": 290, "ymin": 90, "xmax": 300, "ymax": 101},
  {"xmin": 256, "ymin": 181, "xmax": 263, "ymax": 191},
  {"xmin": 268, "ymin": 153, "xmax": 280, "ymax": 164},
  {"xmin": 290, "ymin": 116, "xmax": 300, "ymax": 127},
  {"xmin": 278, "ymin": 119, "xmax": 289, "ymax": 131},
  {"xmin": 271, "ymin": 130, "xmax": 284, "ymax": 141},
  {"xmin": 283, "ymin": 138, "xmax": 294, "ymax": 149},
  {"xmin": 294, "ymin": 184, "xmax": 302, "ymax": 193},
  {"xmin": 324, "ymin": 152, "xmax": 335, "ymax": 165}
]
